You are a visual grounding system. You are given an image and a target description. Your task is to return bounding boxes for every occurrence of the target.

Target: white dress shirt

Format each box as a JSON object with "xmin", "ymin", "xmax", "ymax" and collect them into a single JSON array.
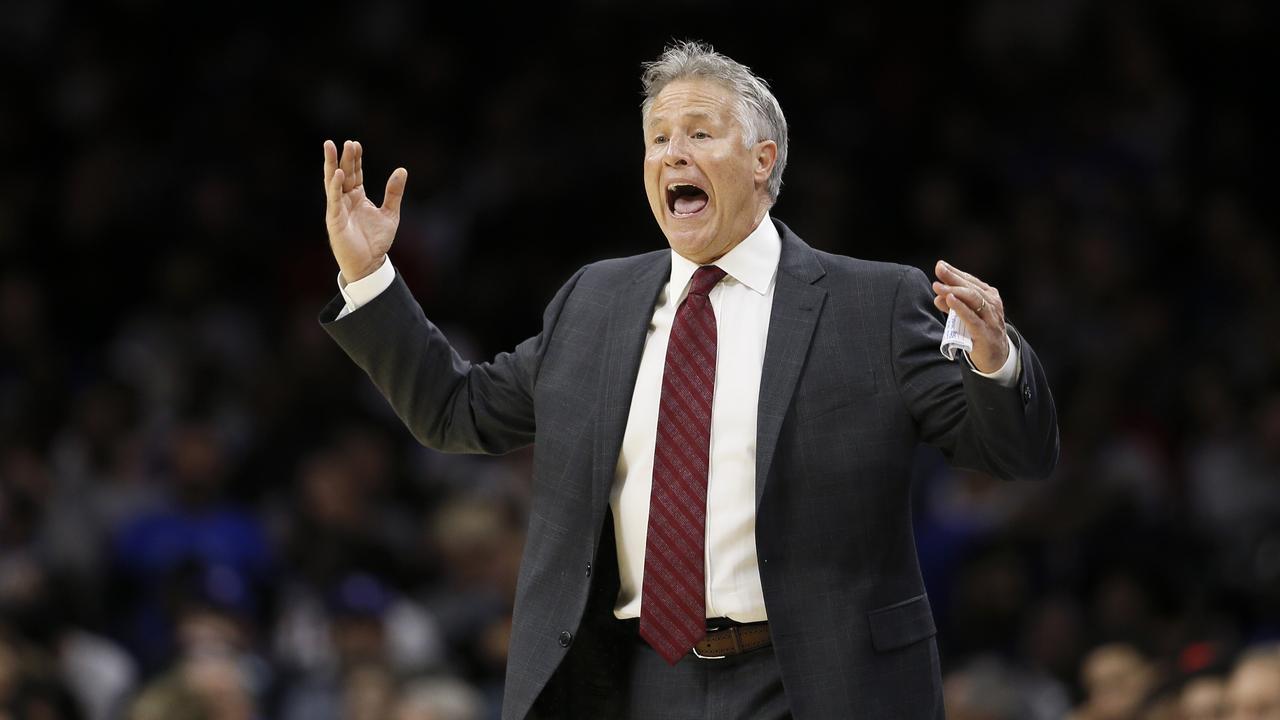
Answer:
[
  {"xmin": 335, "ymin": 216, "xmax": 1020, "ymax": 624},
  {"xmin": 610, "ymin": 215, "xmax": 782, "ymax": 622}
]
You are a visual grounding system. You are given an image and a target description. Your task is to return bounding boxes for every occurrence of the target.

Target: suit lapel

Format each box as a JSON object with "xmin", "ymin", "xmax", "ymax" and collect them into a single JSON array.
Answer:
[
  {"xmin": 755, "ymin": 221, "xmax": 827, "ymax": 508},
  {"xmin": 591, "ymin": 252, "xmax": 670, "ymax": 537},
  {"xmin": 587, "ymin": 222, "xmax": 826, "ymax": 525}
]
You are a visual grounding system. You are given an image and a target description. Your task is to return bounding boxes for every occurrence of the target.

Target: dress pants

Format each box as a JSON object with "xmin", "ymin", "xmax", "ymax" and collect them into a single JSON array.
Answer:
[{"xmin": 618, "ymin": 620, "xmax": 791, "ymax": 720}]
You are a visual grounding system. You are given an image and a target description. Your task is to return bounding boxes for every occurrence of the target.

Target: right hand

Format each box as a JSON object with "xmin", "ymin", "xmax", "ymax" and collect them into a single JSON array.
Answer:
[{"xmin": 323, "ymin": 139, "xmax": 408, "ymax": 282}]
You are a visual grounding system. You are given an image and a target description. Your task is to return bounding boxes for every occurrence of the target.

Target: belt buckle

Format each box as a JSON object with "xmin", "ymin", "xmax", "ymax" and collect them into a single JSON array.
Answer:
[{"xmin": 692, "ymin": 625, "xmax": 728, "ymax": 660}]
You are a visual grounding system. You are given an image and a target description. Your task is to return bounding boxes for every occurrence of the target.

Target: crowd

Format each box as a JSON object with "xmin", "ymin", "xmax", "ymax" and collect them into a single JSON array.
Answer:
[{"xmin": 2, "ymin": 1, "xmax": 1277, "ymax": 718}]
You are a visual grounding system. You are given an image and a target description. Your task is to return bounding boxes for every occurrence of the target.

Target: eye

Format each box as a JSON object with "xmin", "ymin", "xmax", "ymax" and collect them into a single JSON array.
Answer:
[
  {"xmin": 693, "ymin": 131, "xmax": 710, "ymax": 139},
  {"xmin": 653, "ymin": 135, "xmax": 668, "ymax": 144}
]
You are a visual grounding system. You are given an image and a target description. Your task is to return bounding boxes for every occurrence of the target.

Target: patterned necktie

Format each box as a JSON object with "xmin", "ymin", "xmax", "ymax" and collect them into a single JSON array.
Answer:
[{"xmin": 640, "ymin": 264, "xmax": 727, "ymax": 664}]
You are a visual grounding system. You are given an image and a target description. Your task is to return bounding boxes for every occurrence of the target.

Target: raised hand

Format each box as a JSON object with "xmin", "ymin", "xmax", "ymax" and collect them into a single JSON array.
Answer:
[
  {"xmin": 323, "ymin": 139, "xmax": 408, "ymax": 282},
  {"xmin": 931, "ymin": 260, "xmax": 1010, "ymax": 373}
]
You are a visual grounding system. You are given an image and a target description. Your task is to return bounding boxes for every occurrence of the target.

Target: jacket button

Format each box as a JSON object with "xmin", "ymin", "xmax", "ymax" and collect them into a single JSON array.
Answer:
[
  {"xmin": 558, "ymin": 631, "xmax": 573, "ymax": 648},
  {"xmin": 585, "ymin": 562, "xmax": 592, "ymax": 577}
]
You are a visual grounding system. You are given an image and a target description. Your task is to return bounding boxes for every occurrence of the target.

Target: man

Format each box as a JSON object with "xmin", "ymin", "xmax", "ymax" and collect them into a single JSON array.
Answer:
[
  {"xmin": 1068, "ymin": 643, "xmax": 1156, "ymax": 720},
  {"xmin": 1224, "ymin": 647, "xmax": 1280, "ymax": 720},
  {"xmin": 319, "ymin": 41, "xmax": 1058, "ymax": 719}
]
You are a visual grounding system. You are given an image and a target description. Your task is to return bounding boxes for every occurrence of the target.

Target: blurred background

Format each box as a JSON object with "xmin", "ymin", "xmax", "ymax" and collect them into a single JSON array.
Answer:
[{"xmin": 2, "ymin": 1, "xmax": 1279, "ymax": 718}]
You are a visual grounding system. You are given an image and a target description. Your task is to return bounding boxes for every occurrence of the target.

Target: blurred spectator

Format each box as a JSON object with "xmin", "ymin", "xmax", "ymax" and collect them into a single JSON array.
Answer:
[
  {"xmin": 0, "ymin": 551, "xmax": 134, "ymax": 720},
  {"xmin": 1224, "ymin": 647, "xmax": 1280, "ymax": 720},
  {"xmin": 1181, "ymin": 675, "xmax": 1227, "ymax": 720},
  {"xmin": 110, "ymin": 420, "xmax": 272, "ymax": 669},
  {"xmin": 943, "ymin": 654, "xmax": 1065, "ymax": 720},
  {"xmin": 1070, "ymin": 643, "xmax": 1156, "ymax": 720},
  {"xmin": 278, "ymin": 572, "xmax": 440, "ymax": 720},
  {"xmin": 390, "ymin": 676, "xmax": 486, "ymax": 720},
  {"xmin": 417, "ymin": 495, "xmax": 523, "ymax": 706},
  {"xmin": 127, "ymin": 649, "xmax": 258, "ymax": 720},
  {"xmin": 0, "ymin": 627, "xmax": 83, "ymax": 720},
  {"xmin": 127, "ymin": 674, "xmax": 210, "ymax": 720}
]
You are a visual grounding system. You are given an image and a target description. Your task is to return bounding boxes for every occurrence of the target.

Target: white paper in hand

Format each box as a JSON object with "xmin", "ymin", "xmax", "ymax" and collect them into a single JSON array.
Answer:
[{"xmin": 940, "ymin": 308, "xmax": 973, "ymax": 361}]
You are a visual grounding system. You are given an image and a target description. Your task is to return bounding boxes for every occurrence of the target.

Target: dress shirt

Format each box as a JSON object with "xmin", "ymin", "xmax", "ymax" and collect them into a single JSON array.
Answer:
[
  {"xmin": 335, "ymin": 220, "xmax": 1020, "ymax": 624},
  {"xmin": 610, "ymin": 214, "xmax": 780, "ymax": 622}
]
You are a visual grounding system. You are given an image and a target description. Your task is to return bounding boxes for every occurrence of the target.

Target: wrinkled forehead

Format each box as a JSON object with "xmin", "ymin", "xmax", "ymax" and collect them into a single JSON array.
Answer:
[{"xmin": 644, "ymin": 78, "xmax": 740, "ymax": 128}]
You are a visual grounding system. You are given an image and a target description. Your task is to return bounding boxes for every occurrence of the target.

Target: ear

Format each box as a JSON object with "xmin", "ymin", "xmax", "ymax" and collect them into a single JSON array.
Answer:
[{"xmin": 753, "ymin": 140, "xmax": 778, "ymax": 188}]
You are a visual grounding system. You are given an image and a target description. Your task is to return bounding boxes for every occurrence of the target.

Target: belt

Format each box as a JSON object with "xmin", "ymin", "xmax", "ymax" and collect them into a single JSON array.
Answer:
[{"xmin": 691, "ymin": 620, "xmax": 771, "ymax": 659}]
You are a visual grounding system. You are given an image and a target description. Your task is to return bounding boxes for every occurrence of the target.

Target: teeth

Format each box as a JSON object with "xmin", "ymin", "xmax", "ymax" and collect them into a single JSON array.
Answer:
[{"xmin": 667, "ymin": 183, "xmax": 696, "ymax": 192}]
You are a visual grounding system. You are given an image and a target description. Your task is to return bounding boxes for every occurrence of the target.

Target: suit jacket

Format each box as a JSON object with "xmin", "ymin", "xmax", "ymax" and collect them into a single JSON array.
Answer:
[{"xmin": 320, "ymin": 218, "xmax": 1059, "ymax": 719}]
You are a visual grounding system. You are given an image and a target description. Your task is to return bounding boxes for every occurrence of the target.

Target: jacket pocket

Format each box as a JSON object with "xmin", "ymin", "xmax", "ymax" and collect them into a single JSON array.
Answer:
[{"xmin": 866, "ymin": 593, "xmax": 937, "ymax": 652}]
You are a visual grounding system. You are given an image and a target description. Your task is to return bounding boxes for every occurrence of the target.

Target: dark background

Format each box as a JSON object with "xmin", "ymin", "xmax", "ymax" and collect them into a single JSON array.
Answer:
[{"xmin": 2, "ymin": 1, "xmax": 1278, "ymax": 718}]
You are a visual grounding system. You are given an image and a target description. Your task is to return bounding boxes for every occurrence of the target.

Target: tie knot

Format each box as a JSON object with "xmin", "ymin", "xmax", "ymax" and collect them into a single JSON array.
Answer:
[{"xmin": 689, "ymin": 265, "xmax": 727, "ymax": 298}]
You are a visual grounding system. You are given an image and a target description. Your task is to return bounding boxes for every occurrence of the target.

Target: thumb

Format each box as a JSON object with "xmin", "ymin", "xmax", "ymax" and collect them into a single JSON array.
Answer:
[{"xmin": 382, "ymin": 168, "xmax": 408, "ymax": 215}]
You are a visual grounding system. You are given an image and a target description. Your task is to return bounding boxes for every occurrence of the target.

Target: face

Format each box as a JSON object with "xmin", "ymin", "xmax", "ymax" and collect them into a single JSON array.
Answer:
[
  {"xmin": 643, "ymin": 78, "xmax": 777, "ymax": 264},
  {"xmin": 1182, "ymin": 677, "xmax": 1226, "ymax": 720},
  {"xmin": 1082, "ymin": 645, "xmax": 1153, "ymax": 720},
  {"xmin": 1226, "ymin": 660, "xmax": 1280, "ymax": 720}
]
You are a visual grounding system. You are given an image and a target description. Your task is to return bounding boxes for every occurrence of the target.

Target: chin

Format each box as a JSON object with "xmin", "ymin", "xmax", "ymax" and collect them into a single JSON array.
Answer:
[{"xmin": 664, "ymin": 228, "xmax": 716, "ymax": 260}]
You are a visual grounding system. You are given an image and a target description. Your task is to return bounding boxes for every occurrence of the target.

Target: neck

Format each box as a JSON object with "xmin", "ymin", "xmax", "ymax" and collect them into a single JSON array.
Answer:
[{"xmin": 686, "ymin": 201, "xmax": 772, "ymax": 265}]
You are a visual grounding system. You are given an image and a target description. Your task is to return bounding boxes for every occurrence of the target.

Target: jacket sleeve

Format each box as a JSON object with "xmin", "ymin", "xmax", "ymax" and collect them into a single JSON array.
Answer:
[
  {"xmin": 890, "ymin": 266, "xmax": 1060, "ymax": 479},
  {"xmin": 319, "ymin": 267, "xmax": 585, "ymax": 454}
]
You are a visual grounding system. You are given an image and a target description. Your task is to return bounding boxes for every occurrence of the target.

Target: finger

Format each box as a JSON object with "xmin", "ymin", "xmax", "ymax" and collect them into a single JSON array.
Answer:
[
  {"xmin": 323, "ymin": 139, "xmax": 337, "ymax": 187},
  {"xmin": 327, "ymin": 168, "xmax": 346, "ymax": 226},
  {"xmin": 340, "ymin": 140, "xmax": 356, "ymax": 192},
  {"xmin": 353, "ymin": 141, "xmax": 364, "ymax": 188},
  {"xmin": 935, "ymin": 260, "xmax": 978, "ymax": 291},
  {"xmin": 932, "ymin": 281, "xmax": 987, "ymax": 314},
  {"xmin": 946, "ymin": 293, "xmax": 990, "ymax": 335},
  {"xmin": 382, "ymin": 167, "xmax": 408, "ymax": 215},
  {"xmin": 947, "ymin": 294, "xmax": 1008, "ymax": 370},
  {"xmin": 936, "ymin": 260, "xmax": 994, "ymax": 293}
]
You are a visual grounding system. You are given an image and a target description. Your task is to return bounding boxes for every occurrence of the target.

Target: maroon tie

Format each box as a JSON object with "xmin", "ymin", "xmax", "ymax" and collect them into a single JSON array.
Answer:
[{"xmin": 640, "ymin": 264, "xmax": 727, "ymax": 664}]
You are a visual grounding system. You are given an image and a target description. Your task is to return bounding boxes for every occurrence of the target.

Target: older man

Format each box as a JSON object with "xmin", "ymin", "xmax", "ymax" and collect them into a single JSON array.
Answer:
[{"xmin": 319, "ymin": 41, "xmax": 1058, "ymax": 719}]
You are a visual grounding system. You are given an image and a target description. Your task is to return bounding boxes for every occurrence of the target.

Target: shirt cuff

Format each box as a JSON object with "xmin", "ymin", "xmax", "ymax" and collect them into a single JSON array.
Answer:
[
  {"xmin": 336, "ymin": 257, "xmax": 395, "ymax": 319},
  {"xmin": 965, "ymin": 338, "xmax": 1020, "ymax": 387}
]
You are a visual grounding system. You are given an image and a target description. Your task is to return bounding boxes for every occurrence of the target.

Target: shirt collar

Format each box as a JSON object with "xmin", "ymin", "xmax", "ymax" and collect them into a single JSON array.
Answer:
[{"xmin": 668, "ymin": 212, "xmax": 781, "ymax": 297}]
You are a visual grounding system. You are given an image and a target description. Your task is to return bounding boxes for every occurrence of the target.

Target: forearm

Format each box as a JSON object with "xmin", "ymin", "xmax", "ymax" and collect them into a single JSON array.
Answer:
[
  {"xmin": 949, "ymin": 327, "xmax": 1059, "ymax": 479},
  {"xmin": 320, "ymin": 272, "xmax": 536, "ymax": 454},
  {"xmin": 893, "ymin": 266, "xmax": 1060, "ymax": 480}
]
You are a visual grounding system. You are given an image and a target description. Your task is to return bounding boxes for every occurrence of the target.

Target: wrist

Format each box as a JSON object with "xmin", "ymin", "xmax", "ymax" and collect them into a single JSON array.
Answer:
[{"xmin": 340, "ymin": 255, "xmax": 386, "ymax": 285}]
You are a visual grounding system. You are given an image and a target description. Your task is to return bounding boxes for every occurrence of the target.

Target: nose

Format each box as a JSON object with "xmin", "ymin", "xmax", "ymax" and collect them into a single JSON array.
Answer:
[{"xmin": 663, "ymin": 136, "xmax": 690, "ymax": 167}]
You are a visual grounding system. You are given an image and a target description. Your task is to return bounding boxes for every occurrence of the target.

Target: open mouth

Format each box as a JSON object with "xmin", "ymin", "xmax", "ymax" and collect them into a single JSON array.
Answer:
[{"xmin": 666, "ymin": 182, "xmax": 709, "ymax": 217}]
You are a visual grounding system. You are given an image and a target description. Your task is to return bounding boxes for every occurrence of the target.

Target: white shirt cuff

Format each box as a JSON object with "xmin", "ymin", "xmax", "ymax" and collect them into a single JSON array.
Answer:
[
  {"xmin": 336, "ymin": 257, "xmax": 396, "ymax": 319},
  {"xmin": 965, "ymin": 338, "xmax": 1020, "ymax": 387}
]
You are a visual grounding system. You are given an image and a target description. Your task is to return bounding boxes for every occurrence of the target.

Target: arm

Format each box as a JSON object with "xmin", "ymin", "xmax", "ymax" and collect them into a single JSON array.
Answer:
[
  {"xmin": 318, "ymin": 137, "xmax": 581, "ymax": 454},
  {"xmin": 320, "ymin": 265, "xmax": 584, "ymax": 454},
  {"xmin": 891, "ymin": 266, "xmax": 1059, "ymax": 479}
]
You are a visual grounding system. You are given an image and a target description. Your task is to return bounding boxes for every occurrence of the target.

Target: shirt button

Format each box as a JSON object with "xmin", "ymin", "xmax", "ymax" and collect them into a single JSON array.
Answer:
[
  {"xmin": 558, "ymin": 631, "xmax": 573, "ymax": 648},
  {"xmin": 585, "ymin": 562, "xmax": 592, "ymax": 577}
]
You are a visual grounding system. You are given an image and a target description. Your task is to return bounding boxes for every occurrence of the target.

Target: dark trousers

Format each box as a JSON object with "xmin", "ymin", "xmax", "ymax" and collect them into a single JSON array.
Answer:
[
  {"xmin": 621, "ymin": 627, "xmax": 791, "ymax": 720},
  {"xmin": 535, "ymin": 615, "xmax": 791, "ymax": 720}
]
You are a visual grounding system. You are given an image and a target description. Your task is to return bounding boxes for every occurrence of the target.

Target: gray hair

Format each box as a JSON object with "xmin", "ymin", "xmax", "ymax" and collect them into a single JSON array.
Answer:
[{"xmin": 641, "ymin": 40, "xmax": 789, "ymax": 203}]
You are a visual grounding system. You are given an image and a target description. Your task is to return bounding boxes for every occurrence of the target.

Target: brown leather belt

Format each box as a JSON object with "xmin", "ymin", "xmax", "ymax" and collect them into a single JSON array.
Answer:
[{"xmin": 691, "ymin": 621, "xmax": 771, "ymax": 659}]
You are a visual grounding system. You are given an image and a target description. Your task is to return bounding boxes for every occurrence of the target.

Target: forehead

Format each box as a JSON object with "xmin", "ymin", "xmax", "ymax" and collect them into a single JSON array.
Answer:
[{"xmin": 646, "ymin": 78, "xmax": 737, "ymax": 125}]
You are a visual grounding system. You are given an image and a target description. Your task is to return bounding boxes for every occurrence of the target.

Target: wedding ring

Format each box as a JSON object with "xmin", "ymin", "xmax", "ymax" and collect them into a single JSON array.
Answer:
[{"xmin": 976, "ymin": 296, "xmax": 988, "ymax": 315}]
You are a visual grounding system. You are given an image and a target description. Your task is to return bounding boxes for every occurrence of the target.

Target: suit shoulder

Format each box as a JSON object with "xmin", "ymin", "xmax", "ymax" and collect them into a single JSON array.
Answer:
[
  {"xmin": 573, "ymin": 249, "xmax": 668, "ymax": 290},
  {"xmin": 812, "ymin": 251, "xmax": 924, "ymax": 290}
]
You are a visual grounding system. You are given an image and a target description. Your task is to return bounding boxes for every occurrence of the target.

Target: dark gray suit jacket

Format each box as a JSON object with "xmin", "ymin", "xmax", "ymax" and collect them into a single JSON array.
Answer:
[{"xmin": 321, "ymin": 218, "xmax": 1059, "ymax": 719}]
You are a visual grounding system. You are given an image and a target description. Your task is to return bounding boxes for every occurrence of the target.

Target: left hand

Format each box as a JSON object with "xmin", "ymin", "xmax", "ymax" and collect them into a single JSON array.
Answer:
[{"xmin": 932, "ymin": 260, "xmax": 1009, "ymax": 373}]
